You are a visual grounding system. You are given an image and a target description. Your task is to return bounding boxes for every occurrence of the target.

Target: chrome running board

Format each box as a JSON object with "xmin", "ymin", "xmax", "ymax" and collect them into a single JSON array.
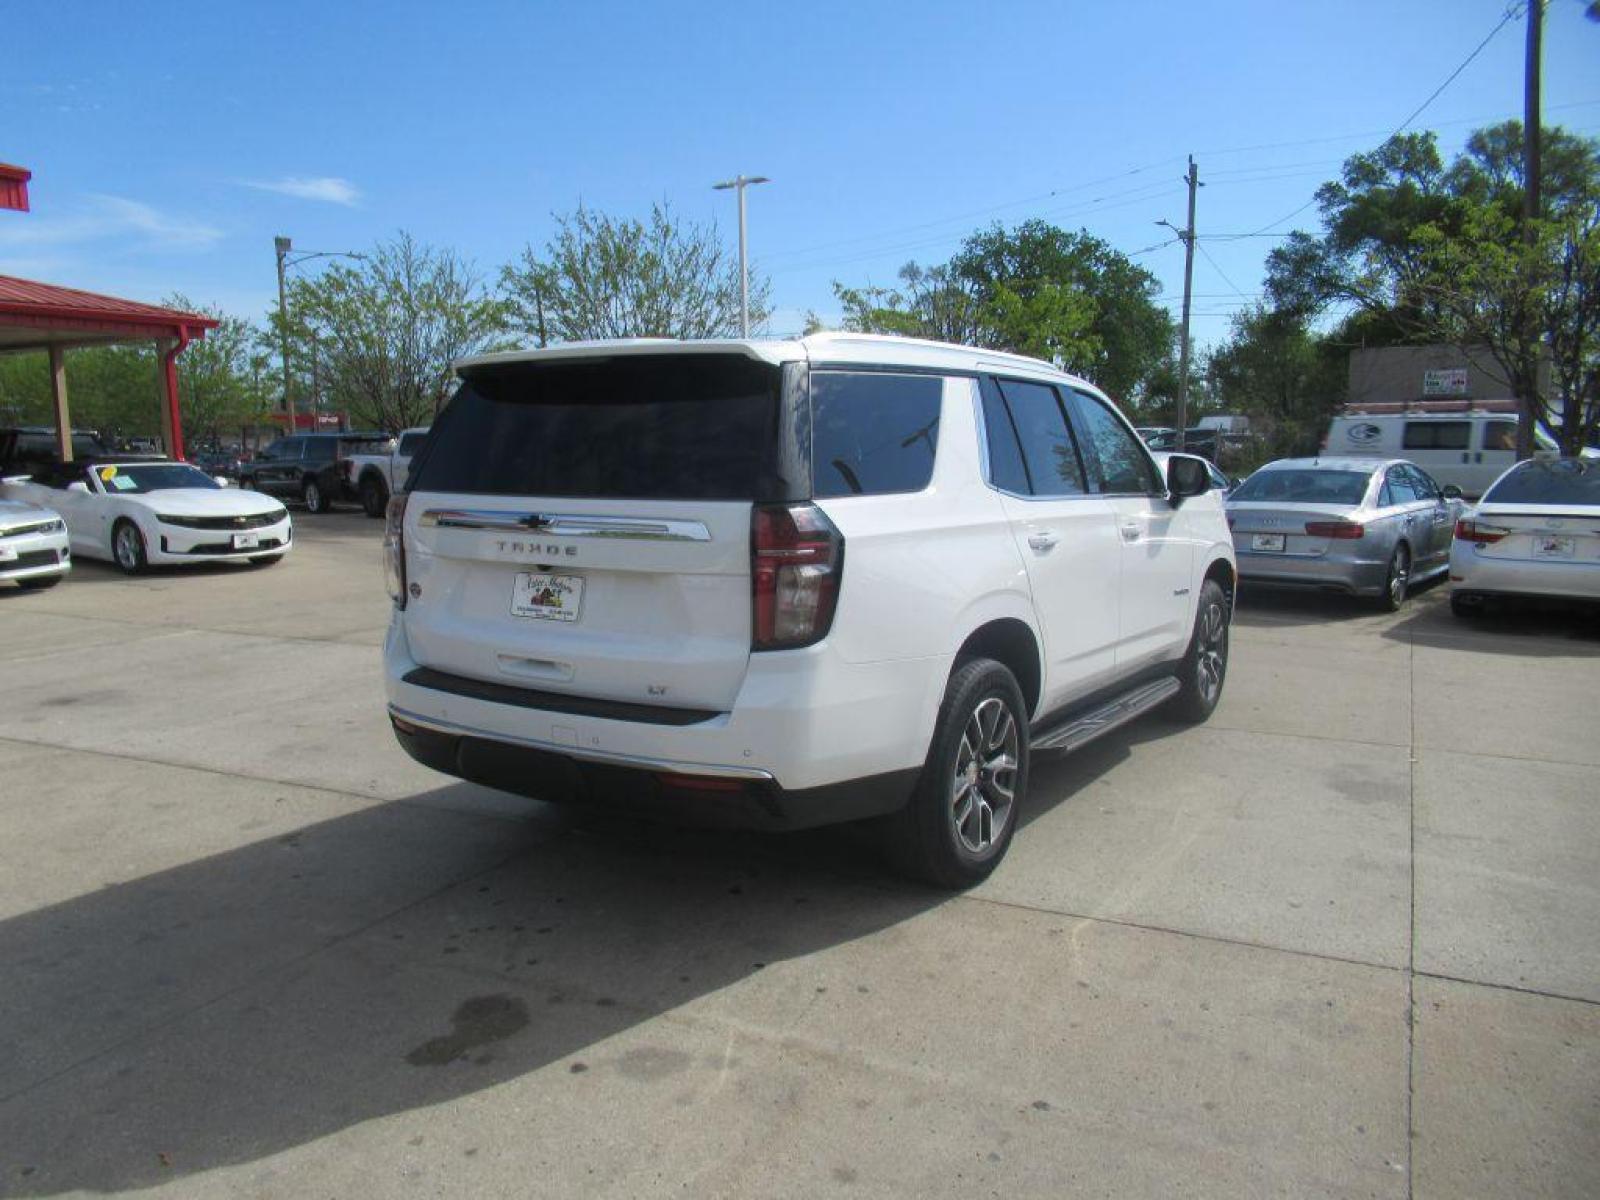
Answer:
[{"xmin": 1029, "ymin": 676, "xmax": 1181, "ymax": 754}]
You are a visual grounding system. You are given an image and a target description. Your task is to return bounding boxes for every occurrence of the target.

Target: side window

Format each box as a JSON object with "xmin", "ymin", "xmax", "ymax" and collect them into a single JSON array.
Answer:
[
  {"xmin": 1481, "ymin": 420, "xmax": 1517, "ymax": 452},
  {"xmin": 1064, "ymin": 390, "xmax": 1161, "ymax": 495},
  {"xmin": 398, "ymin": 432, "xmax": 426, "ymax": 457},
  {"xmin": 1402, "ymin": 421, "xmax": 1470, "ymax": 450},
  {"xmin": 1385, "ymin": 467, "xmax": 1419, "ymax": 503},
  {"xmin": 979, "ymin": 379, "xmax": 1031, "ymax": 494},
  {"xmin": 266, "ymin": 439, "xmax": 297, "ymax": 461},
  {"xmin": 995, "ymin": 378, "xmax": 1086, "ymax": 497},
  {"xmin": 810, "ymin": 371, "xmax": 942, "ymax": 498},
  {"xmin": 1405, "ymin": 465, "xmax": 1440, "ymax": 500},
  {"xmin": 304, "ymin": 438, "xmax": 336, "ymax": 463},
  {"xmin": 1378, "ymin": 477, "xmax": 1396, "ymax": 506}
]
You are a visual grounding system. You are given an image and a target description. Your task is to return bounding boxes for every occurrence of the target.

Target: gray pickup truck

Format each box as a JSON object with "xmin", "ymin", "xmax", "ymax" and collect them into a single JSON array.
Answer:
[{"xmin": 343, "ymin": 427, "xmax": 429, "ymax": 517}]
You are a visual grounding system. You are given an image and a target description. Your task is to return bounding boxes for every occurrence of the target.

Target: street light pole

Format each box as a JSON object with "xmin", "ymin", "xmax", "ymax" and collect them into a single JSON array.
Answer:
[
  {"xmin": 713, "ymin": 174, "xmax": 769, "ymax": 337},
  {"xmin": 274, "ymin": 236, "xmax": 294, "ymax": 431}
]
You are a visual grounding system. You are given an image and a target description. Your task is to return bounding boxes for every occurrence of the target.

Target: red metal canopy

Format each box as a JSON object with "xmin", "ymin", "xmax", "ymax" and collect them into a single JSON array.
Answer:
[
  {"xmin": 0, "ymin": 164, "xmax": 30, "ymax": 212},
  {"xmin": 0, "ymin": 274, "xmax": 218, "ymax": 460}
]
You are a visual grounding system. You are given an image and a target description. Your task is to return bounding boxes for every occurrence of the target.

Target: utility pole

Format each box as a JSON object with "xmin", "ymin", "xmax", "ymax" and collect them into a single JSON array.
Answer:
[
  {"xmin": 1517, "ymin": 0, "xmax": 1544, "ymax": 459},
  {"xmin": 274, "ymin": 236, "xmax": 295, "ymax": 431},
  {"xmin": 713, "ymin": 174, "xmax": 770, "ymax": 337},
  {"xmin": 1160, "ymin": 158, "xmax": 1201, "ymax": 451}
]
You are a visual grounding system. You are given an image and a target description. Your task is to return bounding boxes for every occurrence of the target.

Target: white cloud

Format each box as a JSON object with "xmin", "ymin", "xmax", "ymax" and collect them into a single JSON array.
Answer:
[
  {"xmin": 242, "ymin": 176, "xmax": 361, "ymax": 206},
  {"xmin": 0, "ymin": 195, "xmax": 223, "ymax": 253}
]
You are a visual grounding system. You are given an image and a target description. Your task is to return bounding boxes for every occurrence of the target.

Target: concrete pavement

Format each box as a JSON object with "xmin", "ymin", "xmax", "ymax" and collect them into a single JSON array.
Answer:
[{"xmin": 0, "ymin": 512, "xmax": 1595, "ymax": 1197}]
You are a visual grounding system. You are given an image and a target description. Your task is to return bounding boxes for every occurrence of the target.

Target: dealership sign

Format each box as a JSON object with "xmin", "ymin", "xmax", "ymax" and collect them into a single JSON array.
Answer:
[{"xmin": 1422, "ymin": 368, "xmax": 1468, "ymax": 396}]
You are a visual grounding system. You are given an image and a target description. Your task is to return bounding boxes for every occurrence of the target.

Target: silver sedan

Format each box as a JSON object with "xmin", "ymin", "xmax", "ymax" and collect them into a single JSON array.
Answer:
[{"xmin": 1226, "ymin": 457, "xmax": 1464, "ymax": 610}]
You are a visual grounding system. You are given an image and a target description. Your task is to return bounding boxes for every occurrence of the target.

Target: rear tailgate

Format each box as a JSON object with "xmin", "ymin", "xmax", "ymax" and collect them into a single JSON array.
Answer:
[
  {"xmin": 403, "ymin": 495, "xmax": 754, "ymax": 710},
  {"xmin": 398, "ymin": 351, "xmax": 802, "ymax": 715}
]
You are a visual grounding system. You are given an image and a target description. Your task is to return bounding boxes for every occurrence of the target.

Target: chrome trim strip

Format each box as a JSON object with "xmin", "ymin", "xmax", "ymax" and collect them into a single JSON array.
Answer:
[
  {"xmin": 387, "ymin": 704, "xmax": 775, "ymax": 781},
  {"xmin": 418, "ymin": 509, "xmax": 712, "ymax": 541}
]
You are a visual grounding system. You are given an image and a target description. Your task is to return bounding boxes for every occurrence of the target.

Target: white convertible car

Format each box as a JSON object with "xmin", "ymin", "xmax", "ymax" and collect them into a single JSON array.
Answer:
[{"xmin": 0, "ymin": 459, "xmax": 292, "ymax": 574}]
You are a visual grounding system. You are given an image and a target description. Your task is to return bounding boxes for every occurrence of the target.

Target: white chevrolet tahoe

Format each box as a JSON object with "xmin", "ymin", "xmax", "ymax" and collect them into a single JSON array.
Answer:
[{"xmin": 384, "ymin": 334, "xmax": 1236, "ymax": 886}]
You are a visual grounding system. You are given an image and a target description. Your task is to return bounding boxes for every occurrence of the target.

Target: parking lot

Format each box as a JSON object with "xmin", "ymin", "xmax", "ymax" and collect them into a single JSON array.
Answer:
[{"xmin": 1, "ymin": 512, "xmax": 1595, "ymax": 1198}]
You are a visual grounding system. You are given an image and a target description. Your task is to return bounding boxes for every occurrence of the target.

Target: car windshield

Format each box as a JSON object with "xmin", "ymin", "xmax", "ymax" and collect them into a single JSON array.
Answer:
[
  {"xmin": 1483, "ymin": 459, "xmax": 1600, "ymax": 506},
  {"xmin": 94, "ymin": 464, "xmax": 221, "ymax": 494},
  {"xmin": 1230, "ymin": 468, "xmax": 1372, "ymax": 505}
]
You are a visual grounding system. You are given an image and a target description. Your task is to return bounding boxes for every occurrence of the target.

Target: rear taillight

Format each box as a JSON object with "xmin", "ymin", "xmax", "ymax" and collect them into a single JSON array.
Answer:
[
  {"xmin": 1305, "ymin": 520, "xmax": 1365, "ymax": 540},
  {"xmin": 384, "ymin": 492, "xmax": 408, "ymax": 606},
  {"xmin": 1454, "ymin": 518, "xmax": 1508, "ymax": 544},
  {"xmin": 751, "ymin": 502, "xmax": 843, "ymax": 651}
]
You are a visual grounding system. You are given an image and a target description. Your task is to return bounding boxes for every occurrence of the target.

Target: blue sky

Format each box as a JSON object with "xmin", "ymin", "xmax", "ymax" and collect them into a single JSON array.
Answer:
[{"xmin": 3, "ymin": 0, "xmax": 1597, "ymax": 351}]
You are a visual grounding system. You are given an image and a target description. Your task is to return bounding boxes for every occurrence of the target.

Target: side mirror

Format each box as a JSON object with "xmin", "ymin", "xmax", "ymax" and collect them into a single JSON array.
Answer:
[
  {"xmin": 1166, "ymin": 454, "xmax": 1210, "ymax": 505},
  {"xmin": 1441, "ymin": 484, "xmax": 1463, "ymax": 500},
  {"xmin": 67, "ymin": 481, "xmax": 90, "ymax": 494}
]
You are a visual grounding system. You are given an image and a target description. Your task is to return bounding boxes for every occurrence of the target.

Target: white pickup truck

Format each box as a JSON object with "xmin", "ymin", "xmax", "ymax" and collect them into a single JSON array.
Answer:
[{"xmin": 343, "ymin": 427, "xmax": 429, "ymax": 517}]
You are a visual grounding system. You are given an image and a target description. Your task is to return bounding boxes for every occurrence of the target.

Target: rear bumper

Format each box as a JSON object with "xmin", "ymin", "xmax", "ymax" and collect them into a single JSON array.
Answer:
[
  {"xmin": 1449, "ymin": 543, "xmax": 1600, "ymax": 602},
  {"xmin": 1234, "ymin": 547, "xmax": 1390, "ymax": 596},
  {"xmin": 384, "ymin": 613, "xmax": 948, "ymax": 805},
  {"xmin": 388, "ymin": 711, "xmax": 917, "ymax": 830}
]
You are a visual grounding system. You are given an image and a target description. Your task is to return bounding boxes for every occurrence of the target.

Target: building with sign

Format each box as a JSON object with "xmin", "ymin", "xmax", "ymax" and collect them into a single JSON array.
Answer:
[{"xmin": 1348, "ymin": 344, "xmax": 1547, "ymax": 409}]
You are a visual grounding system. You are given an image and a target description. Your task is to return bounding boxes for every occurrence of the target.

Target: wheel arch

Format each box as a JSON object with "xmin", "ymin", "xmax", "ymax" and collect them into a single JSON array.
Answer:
[{"xmin": 953, "ymin": 617, "xmax": 1043, "ymax": 719}]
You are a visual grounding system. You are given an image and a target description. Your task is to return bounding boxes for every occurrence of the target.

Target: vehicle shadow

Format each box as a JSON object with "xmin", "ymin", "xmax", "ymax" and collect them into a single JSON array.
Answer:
[
  {"xmin": 1380, "ymin": 592, "xmax": 1600, "ymax": 657},
  {"xmin": 0, "ymin": 730, "xmax": 1127, "ymax": 1198},
  {"xmin": 1231, "ymin": 574, "xmax": 1447, "ymax": 628}
]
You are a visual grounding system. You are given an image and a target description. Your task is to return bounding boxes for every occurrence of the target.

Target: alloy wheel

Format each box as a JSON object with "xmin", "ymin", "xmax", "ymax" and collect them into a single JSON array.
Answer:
[
  {"xmin": 1196, "ymin": 599, "xmax": 1227, "ymax": 705},
  {"xmin": 1389, "ymin": 547, "xmax": 1410, "ymax": 607},
  {"xmin": 115, "ymin": 525, "xmax": 140, "ymax": 570},
  {"xmin": 950, "ymin": 696, "xmax": 1019, "ymax": 855}
]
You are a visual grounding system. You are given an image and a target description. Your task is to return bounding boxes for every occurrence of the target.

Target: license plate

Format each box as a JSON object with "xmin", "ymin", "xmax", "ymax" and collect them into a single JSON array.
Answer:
[
  {"xmin": 1533, "ymin": 535, "xmax": 1575, "ymax": 559},
  {"xmin": 1250, "ymin": 533, "xmax": 1286, "ymax": 552},
  {"xmin": 511, "ymin": 572, "xmax": 583, "ymax": 622},
  {"xmin": 232, "ymin": 532, "xmax": 260, "ymax": 550}
]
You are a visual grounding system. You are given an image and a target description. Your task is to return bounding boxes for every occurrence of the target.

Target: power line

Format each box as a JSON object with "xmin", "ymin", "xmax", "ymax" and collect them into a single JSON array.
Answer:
[
  {"xmin": 1195, "ymin": 242, "xmax": 1254, "ymax": 304},
  {"xmin": 1392, "ymin": 3, "xmax": 1524, "ymax": 136}
]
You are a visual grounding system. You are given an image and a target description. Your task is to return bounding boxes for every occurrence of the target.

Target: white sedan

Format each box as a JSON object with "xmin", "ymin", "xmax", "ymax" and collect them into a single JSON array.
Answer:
[
  {"xmin": 1450, "ymin": 458, "xmax": 1600, "ymax": 615},
  {"xmin": 0, "ymin": 459, "xmax": 292, "ymax": 575}
]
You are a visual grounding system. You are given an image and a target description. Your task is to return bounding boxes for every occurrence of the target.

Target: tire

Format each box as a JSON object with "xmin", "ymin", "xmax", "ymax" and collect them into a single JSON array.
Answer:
[
  {"xmin": 360, "ymin": 475, "xmax": 389, "ymax": 519},
  {"xmin": 302, "ymin": 478, "xmax": 329, "ymax": 514},
  {"xmin": 884, "ymin": 657, "xmax": 1029, "ymax": 889},
  {"xmin": 111, "ymin": 519, "xmax": 148, "ymax": 575},
  {"xmin": 1378, "ymin": 543, "xmax": 1411, "ymax": 612},
  {"xmin": 1167, "ymin": 578, "xmax": 1230, "ymax": 724},
  {"xmin": 248, "ymin": 554, "xmax": 285, "ymax": 567},
  {"xmin": 15, "ymin": 574, "xmax": 63, "ymax": 590}
]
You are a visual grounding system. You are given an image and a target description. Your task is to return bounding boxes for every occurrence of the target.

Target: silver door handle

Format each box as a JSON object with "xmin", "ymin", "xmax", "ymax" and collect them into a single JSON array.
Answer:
[
  {"xmin": 1120, "ymin": 523, "xmax": 1142, "ymax": 542},
  {"xmin": 1027, "ymin": 532, "xmax": 1058, "ymax": 552}
]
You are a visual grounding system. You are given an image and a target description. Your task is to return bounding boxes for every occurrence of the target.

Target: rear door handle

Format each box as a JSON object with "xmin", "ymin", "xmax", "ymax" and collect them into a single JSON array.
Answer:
[
  {"xmin": 1027, "ymin": 531, "xmax": 1058, "ymax": 552},
  {"xmin": 1120, "ymin": 522, "xmax": 1142, "ymax": 542}
]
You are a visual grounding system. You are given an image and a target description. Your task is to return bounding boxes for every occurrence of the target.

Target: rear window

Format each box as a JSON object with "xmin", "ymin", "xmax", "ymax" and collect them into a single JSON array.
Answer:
[
  {"xmin": 811, "ymin": 371, "xmax": 941, "ymax": 498},
  {"xmin": 413, "ymin": 355, "xmax": 786, "ymax": 500},
  {"xmin": 1403, "ymin": 421, "xmax": 1470, "ymax": 450},
  {"xmin": 1483, "ymin": 460, "xmax": 1600, "ymax": 506},
  {"xmin": 1231, "ymin": 469, "xmax": 1373, "ymax": 505}
]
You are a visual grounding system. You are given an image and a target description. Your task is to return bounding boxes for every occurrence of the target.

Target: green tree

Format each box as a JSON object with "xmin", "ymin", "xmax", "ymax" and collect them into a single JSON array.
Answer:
[
  {"xmin": 162, "ymin": 295, "xmax": 273, "ymax": 446},
  {"xmin": 281, "ymin": 232, "xmax": 511, "ymax": 431},
  {"xmin": 833, "ymin": 221, "xmax": 1173, "ymax": 405},
  {"xmin": 1207, "ymin": 305, "xmax": 1346, "ymax": 458},
  {"xmin": 501, "ymin": 204, "xmax": 767, "ymax": 342},
  {"xmin": 0, "ymin": 344, "xmax": 161, "ymax": 438},
  {"xmin": 1265, "ymin": 123, "xmax": 1600, "ymax": 454}
]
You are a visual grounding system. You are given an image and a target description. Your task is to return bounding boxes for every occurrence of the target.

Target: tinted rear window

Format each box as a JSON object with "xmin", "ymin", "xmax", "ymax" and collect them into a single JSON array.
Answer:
[
  {"xmin": 413, "ymin": 355, "xmax": 784, "ymax": 500},
  {"xmin": 1231, "ymin": 469, "xmax": 1373, "ymax": 505},
  {"xmin": 1483, "ymin": 460, "xmax": 1600, "ymax": 506},
  {"xmin": 811, "ymin": 371, "xmax": 941, "ymax": 498}
]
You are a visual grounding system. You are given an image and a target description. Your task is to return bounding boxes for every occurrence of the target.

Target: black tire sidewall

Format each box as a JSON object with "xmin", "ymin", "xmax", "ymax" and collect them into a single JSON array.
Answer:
[
  {"xmin": 1169, "ymin": 578, "xmax": 1230, "ymax": 723},
  {"xmin": 361, "ymin": 477, "xmax": 388, "ymax": 518},
  {"xmin": 896, "ymin": 658, "xmax": 1030, "ymax": 888},
  {"xmin": 303, "ymin": 479, "xmax": 325, "ymax": 513}
]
